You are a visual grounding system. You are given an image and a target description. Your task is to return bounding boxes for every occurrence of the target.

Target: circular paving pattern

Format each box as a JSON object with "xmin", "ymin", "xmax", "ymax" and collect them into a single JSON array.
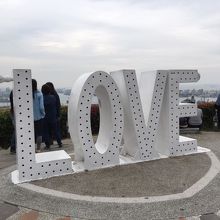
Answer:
[
  {"xmin": 1, "ymin": 151, "xmax": 220, "ymax": 220},
  {"xmin": 31, "ymin": 154, "xmax": 211, "ymax": 197}
]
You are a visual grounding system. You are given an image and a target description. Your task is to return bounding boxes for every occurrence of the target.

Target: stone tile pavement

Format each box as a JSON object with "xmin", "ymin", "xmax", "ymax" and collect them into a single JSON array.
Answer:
[
  {"xmin": 0, "ymin": 139, "xmax": 77, "ymax": 220},
  {"xmin": 0, "ymin": 139, "xmax": 74, "ymax": 171},
  {"xmin": 1, "ymin": 205, "xmax": 78, "ymax": 220},
  {"xmin": 0, "ymin": 133, "xmax": 220, "ymax": 220},
  {"xmin": 0, "ymin": 202, "xmax": 220, "ymax": 220},
  {"xmin": 7, "ymin": 209, "xmax": 75, "ymax": 220}
]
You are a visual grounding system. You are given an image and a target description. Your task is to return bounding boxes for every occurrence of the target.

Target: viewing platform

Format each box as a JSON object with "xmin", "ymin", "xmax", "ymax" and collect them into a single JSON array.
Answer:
[{"xmin": 0, "ymin": 132, "xmax": 220, "ymax": 219}]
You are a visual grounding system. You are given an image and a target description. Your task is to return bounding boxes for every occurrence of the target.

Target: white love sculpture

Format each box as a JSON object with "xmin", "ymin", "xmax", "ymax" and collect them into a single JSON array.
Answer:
[
  {"xmin": 11, "ymin": 70, "xmax": 72, "ymax": 184},
  {"xmin": 12, "ymin": 69, "xmax": 200, "ymax": 184}
]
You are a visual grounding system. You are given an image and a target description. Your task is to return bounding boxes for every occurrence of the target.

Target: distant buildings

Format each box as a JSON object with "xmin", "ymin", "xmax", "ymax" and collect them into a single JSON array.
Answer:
[
  {"xmin": 55, "ymin": 88, "xmax": 71, "ymax": 96},
  {"xmin": 0, "ymin": 87, "xmax": 11, "ymax": 106},
  {"xmin": 64, "ymin": 89, "xmax": 71, "ymax": 96},
  {"xmin": 0, "ymin": 87, "xmax": 10, "ymax": 100},
  {"xmin": 180, "ymin": 89, "xmax": 219, "ymax": 102},
  {"xmin": 1, "ymin": 87, "xmax": 220, "ymax": 107}
]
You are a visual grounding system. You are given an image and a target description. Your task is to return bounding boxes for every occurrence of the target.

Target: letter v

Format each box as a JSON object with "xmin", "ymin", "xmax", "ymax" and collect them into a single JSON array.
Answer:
[{"xmin": 111, "ymin": 70, "xmax": 167, "ymax": 161}]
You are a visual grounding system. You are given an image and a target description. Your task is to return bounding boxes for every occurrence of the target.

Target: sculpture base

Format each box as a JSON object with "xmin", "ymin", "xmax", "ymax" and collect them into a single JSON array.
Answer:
[
  {"xmin": 72, "ymin": 146, "xmax": 210, "ymax": 173},
  {"xmin": 11, "ymin": 150, "xmax": 73, "ymax": 184}
]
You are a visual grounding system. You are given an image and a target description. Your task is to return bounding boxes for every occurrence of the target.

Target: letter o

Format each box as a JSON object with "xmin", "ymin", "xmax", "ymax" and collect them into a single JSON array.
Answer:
[{"xmin": 68, "ymin": 71, "xmax": 124, "ymax": 170}]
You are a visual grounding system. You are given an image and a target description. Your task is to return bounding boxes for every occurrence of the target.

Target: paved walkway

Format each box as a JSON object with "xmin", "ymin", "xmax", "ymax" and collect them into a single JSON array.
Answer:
[
  {"xmin": 0, "ymin": 132, "xmax": 220, "ymax": 220},
  {"xmin": 0, "ymin": 139, "xmax": 74, "ymax": 169},
  {"xmin": 0, "ymin": 202, "xmax": 220, "ymax": 220},
  {"xmin": 0, "ymin": 139, "xmax": 76, "ymax": 220},
  {"xmin": 32, "ymin": 153, "xmax": 211, "ymax": 197}
]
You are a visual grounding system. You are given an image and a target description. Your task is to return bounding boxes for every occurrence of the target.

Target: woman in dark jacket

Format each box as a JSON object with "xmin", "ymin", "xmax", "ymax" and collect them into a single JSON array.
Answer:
[
  {"xmin": 41, "ymin": 84, "xmax": 62, "ymax": 149},
  {"xmin": 46, "ymin": 82, "xmax": 62, "ymax": 147}
]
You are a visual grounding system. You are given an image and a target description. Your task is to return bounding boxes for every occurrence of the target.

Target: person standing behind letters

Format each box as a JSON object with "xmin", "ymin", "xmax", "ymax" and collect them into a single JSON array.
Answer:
[
  {"xmin": 41, "ymin": 84, "xmax": 62, "ymax": 149},
  {"xmin": 32, "ymin": 79, "xmax": 45, "ymax": 152},
  {"xmin": 46, "ymin": 82, "xmax": 62, "ymax": 148},
  {"xmin": 9, "ymin": 91, "xmax": 16, "ymax": 154}
]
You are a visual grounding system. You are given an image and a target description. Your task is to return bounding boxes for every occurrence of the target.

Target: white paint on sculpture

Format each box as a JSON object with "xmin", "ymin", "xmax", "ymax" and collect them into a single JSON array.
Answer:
[
  {"xmin": 138, "ymin": 70, "xmax": 168, "ymax": 157},
  {"xmin": 155, "ymin": 70, "xmax": 200, "ymax": 156},
  {"xmin": 11, "ymin": 68, "xmax": 202, "ymax": 184},
  {"xmin": 13, "ymin": 70, "xmax": 36, "ymax": 181},
  {"xmin": 68, "ymin": 71, "xmax": 124, "ymax": 170},
  {"xmin": 111, "ymin": 70, "xmax": 167, "ymax": 160},
  {"xmin": 170, "ymin": 70, "xmax": 200, "ymax": 156},
  {"xmin": 11, "ymin": 69, "xmax": 72, "ymax": 183},
  {"xmin": 112, "ymin": 69, "xmax": 200, "ymax": 158}
]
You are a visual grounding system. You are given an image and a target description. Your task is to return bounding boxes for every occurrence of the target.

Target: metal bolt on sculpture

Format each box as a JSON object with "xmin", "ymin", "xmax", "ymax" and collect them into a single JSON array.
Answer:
[{"xmin": 11, "ymin": 69, "xmax": 204, "ymax": 184}]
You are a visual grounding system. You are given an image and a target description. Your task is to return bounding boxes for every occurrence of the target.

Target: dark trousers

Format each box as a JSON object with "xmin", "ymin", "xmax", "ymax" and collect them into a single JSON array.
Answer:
[
  {"xmin": 10, "ymin": 130, "xmax": 16, "ymax": 152},
  {"xmin": 10, "ymin": 114, "xmax": 16, "ymax": 152},
  {"xmin": 44, "ymin": 119, "xmax": 62, "ymax": 146},
  {"xmin": 49, "ymin": 119, "xmax": 62, "ymax": 144},
  {"xmin": 34, "ymin": 119, "xmax": 43, "ymax": 140},
  {"xmin": 217, "ymin": 110, "xmax": 220, "ymax": 129}
]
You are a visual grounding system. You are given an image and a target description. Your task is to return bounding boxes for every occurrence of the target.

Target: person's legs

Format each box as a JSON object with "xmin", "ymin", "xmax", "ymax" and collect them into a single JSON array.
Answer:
[
  {"xmin": 43, "ymin": 119, "xmax": 50, "ymax": 149},
  {"xmin": 10, "ymin": 115, "xmax": 16, "ymax": 153},
  {"xmin": 10, "ymin": 130, "xmax": 16, "ymax": 153},
  {"xmin": 34, "ymin": 119, "xmax": 43, "ymax": 152},
  {"xmin": 48, "ymin": 125, "xmax": 54, "ymax": 145},
  {"xmin": 56, "ymin": 119, "xmax": 62, "ymax": 146},
  {"xmin": 36, "ymin": 136, "xmax": 42, "ymax": 151},
  {"xmin": 53, "ymin": 120, "xmax": 62, "ymax": 147}
]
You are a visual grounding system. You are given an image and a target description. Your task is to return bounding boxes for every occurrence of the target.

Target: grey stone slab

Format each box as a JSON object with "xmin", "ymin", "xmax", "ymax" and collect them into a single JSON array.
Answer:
[
  {"xmin": 6, "ymin": 208, "xmax": 29, "ymax": 220},
  {"xmin": 0, "ymin": 149, "xmax": 16, "ymax": 170},
  {"xmin": 0, "ymin": 138, "xmax": 74, "ymax": 170},
  {"xmin": 186, "ymin": 217, "xmax": 201, "ymax": 220},
  {"xmin": 201, "ymin": 213, "xmax": 220, "ymax": 220},
  {"xmin": 1, "ymin": 171, "xmax": 220, "ymax": 220},
  {"xmin": 32, "ymin": 153, "xmax": 210, "ymax": 197},
  {"xmin": 0, "ymin": 132, "xmax": 219, "ymax": 220},
  {"xmin": 0, "ymin": 202, "xmax": 19, "ymax": 220},
  {"xmin": 188, "ymin": 132, "xmax": 220, "ymax": 160}
]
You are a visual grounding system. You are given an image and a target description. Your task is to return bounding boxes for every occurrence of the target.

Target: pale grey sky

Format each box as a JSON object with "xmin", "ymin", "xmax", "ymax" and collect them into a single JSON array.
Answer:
[{"xmin": 0, "ymin": 0, "xmax": 220, "ymax": 88}]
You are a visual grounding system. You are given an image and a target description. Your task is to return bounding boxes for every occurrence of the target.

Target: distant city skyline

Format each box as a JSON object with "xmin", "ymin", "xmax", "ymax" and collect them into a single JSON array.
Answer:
[
  {"xmin": 0, "ymin": 0, "xmax": 220, "ymax": 87},
  {"xmin": 1, "ymin": 82, "xmax": 220, "ymax": 92}
]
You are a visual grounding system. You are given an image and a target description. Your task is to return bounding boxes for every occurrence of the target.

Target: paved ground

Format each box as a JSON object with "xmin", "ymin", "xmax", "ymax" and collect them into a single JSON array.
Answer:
[
  {"xmin": 0, "ymin": 150, "xmax": 17, "ymax": 170},
  {"xmin": 33, "ymin": 153, "xmax": 210, "ymax": 197},
  {"xmin": 0, "ymin": 132, "xmax": 220, "ymax": 220},
  {"xmin": 0, "ymin": 139, "xmax": 74, "ymax": 170}
]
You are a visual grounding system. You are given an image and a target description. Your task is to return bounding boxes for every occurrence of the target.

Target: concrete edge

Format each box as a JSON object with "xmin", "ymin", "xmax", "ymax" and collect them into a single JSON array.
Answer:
[{"xmin": 17, "ymin": 150, "xmax": 220, "ymax": 204}]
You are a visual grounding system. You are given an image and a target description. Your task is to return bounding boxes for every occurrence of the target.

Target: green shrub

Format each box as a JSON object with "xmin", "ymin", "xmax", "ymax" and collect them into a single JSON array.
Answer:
[
  {"xmin": 60, "ymin": 106, "xmax": 69, "ymax": 138},
  {"xmin": 0, "ymin": 107, "xmax": 70, "ymax": 149},
  {"xmin": 0, "ymin": 101, "xmax": 218, "ymax": 149},
  {"xmin": 0, "ymin": 109, "xmax": 13, "ymax": 149},
  {"xmin": 0, "ymin": 105, "xmax": 100, "ymax": 149},
  {"xmin": 91, "ymin": 104, "xmax": 100, "ymax": 135},
  {"xmin": 59, "ymin": 105, "xmax": 100, "ymax": 137},
  {"xmin": 198, "ymin": 102, "xmax": 216, "ymax": 131}
]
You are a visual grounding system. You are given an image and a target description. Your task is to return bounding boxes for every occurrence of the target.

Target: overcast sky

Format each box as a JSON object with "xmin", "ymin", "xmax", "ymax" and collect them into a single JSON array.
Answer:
[{"xmin": 0, "ymin": 0, "xmax": 220, "ymax": 88}]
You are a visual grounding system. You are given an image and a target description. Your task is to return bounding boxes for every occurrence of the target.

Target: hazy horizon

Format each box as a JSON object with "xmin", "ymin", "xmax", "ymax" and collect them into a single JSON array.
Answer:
[
  {"xmin": 0, "ymin": 0, "xmax": 220, "ymax": 88},
  {"xmin": 2, "ymin": 81, "xmax": 220, "ymax": 92}
]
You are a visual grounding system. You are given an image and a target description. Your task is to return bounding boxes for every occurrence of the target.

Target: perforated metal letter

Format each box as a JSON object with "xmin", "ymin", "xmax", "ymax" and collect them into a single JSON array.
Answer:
[
  {"xmin": 155, "ymin": 70, "xmax": 200, "ymax": 156},
  {"xmin": 68, "ymin": 71, "xmax": 124, "ymax": 170},
  {"xmin": 111, "ymin": 70, "xmax": 167, "ymax": 160},
  {"xmin": 11, "ymin": 69, "xmax": 72, "ymax": 184}
]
